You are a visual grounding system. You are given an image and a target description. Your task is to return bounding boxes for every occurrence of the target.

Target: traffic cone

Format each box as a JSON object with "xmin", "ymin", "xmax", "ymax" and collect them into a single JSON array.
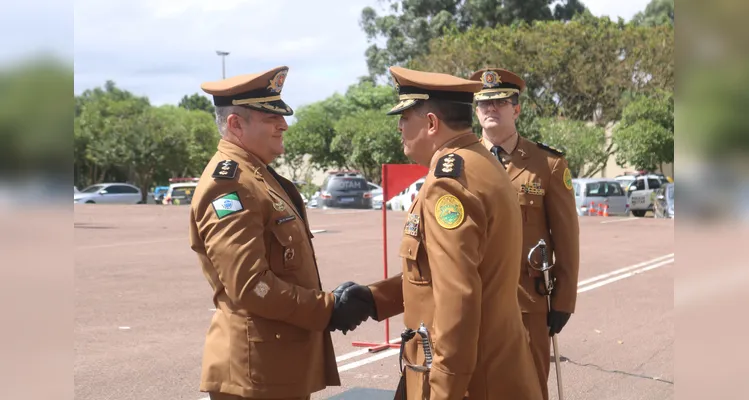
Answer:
[
  {"xmin": 589, "ymin": 202, "xmax": 597, "ymax": 216},
  {"xmin": 602, "ymin": 203, "xmax": 609, "ymax": 217},
  {"xmin": 598, "ymin": 203, "xmax": 604, "ymax": 216}
]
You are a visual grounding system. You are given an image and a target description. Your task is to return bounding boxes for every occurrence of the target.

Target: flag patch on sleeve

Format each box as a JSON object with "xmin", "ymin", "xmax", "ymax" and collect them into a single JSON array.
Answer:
[{"xmin": 212, "ymin": 192, "xmax": 243, "ymax": 219}]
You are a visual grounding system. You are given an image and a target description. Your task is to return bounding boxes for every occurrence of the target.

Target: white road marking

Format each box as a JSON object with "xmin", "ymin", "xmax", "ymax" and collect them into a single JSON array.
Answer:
[
  {"xmin": 577, "ymin": 258, "xmax": 673, "ymax": 293},
  {"xmin": 118, "ymin": 326, "xmax": 131, "ymax": 330},
  {"xmin": 311, "ymin": 229, "xmax": 327, "ymax": 234},
  {"xmin": 335, "ymin": 338, "xmax": 402, "ymax": 363},
  {"xmin": 577, "ymin": 254, "xmax": 674, "ymax": 287},
  {"xmin": 337, "ymin": 348, "xmax": 400, "ymax": 372},
  {"xmin": 600, "ymin": 217, "xmax": 642, "ymax": 224}
]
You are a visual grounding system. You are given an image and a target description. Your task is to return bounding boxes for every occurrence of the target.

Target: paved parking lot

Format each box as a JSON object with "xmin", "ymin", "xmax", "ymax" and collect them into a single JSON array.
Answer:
[{"xmin": 74, "ymin": 205, "xmax": 673, "ymax": 400}]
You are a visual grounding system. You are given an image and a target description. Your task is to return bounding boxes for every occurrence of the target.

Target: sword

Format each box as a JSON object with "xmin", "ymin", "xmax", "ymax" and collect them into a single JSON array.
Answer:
[
  {"xmin": 416, "ymin": 322, "xmax": 433, "ymax": 370},
  {"xmin": 528, "ymin": 239, "xmax": 565, "ymax": 400}
]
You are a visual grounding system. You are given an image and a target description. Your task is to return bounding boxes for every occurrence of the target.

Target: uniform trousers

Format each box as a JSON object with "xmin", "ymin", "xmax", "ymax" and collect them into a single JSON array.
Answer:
[
  {"xmin": 523, "ymin": 312, "xmax": 551, "ymax": 400},
  {"xmin": 208, "ymin": 392, "xmax": 310, "ymax": 400}
]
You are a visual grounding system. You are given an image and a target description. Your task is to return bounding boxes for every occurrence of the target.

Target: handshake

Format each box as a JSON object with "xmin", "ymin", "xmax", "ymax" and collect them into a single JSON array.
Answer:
[{"xmin": 326, "ymin": 281, "xmax": 377, "ymax": 335}]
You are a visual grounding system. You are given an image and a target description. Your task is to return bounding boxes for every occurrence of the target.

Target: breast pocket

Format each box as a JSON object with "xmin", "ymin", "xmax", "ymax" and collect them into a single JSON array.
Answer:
[
  {"xmin": 269, "ymin": 220, "xmax": 304, "ymax": 272},
  {"xmin": 399, "ymin": 235, "xmax": 431, "ymax": 285},
  {"xmin": 518, "ymin": 192, "xmax": 545, "ymax": 226}
]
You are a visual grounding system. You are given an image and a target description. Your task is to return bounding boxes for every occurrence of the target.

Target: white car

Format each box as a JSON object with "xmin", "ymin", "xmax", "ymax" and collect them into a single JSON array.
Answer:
[
  {"xmin": 391, "ymin": 177, "xmax": 426, "ymax": 211},
  {"xmin": 162, "ymin": 182, "xmax": 199, "ymax": 205},
  {"xmin": 74, "ymin": 183, "xmax": 143, "ymax": 204}
]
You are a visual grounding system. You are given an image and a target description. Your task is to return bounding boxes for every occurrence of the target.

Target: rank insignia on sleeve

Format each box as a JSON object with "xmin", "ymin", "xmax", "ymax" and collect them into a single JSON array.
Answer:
[
  {"xmin": 404, "ymin": 213, "xmax": 420, "ymax": 236},
  {"xmin": 211, "ymin": 192, "xmax": 244, "ymax": 219},
  {"xmin": 212, "ymin": 160, "xmax": 238, "ymax": 179},
  {"xmin": 434, "ymin": 153, "xmax": 463, "ymax": 178},
  {"xmin": 563, "ymin": 168, "xmax": 573, "ymax": 190},
  {"xmin": 435, "ymin": 194, "xmax": 465, "ymax": 229}
]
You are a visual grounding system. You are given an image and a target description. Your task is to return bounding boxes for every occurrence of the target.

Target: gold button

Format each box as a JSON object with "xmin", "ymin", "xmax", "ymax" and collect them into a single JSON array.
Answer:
[
  {"xmin": 408, "ymin": 248, "xmax": 412, "ymax": 255},
  {"xmin": 530, "ymin": 200, "xmax": 534, "ymax": 205},
  {"xmin": 275, "ymin": 334, "xmax": 281, "ymax": 339},
  {"xmin": 288, "ymin": 235, "xmax": 292, "ymax": 241}
]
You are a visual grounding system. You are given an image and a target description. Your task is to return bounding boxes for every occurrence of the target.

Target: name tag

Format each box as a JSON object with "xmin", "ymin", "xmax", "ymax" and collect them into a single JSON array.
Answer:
[{"xmin": 276, "ymin": 215, "xmax": 296, "ymax": 225}]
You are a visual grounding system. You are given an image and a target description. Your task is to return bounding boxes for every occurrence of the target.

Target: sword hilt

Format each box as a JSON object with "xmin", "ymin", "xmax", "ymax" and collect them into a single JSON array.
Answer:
[{"xmin": 416, "ymin": 322, "xmax": 433, "ymax": 369}]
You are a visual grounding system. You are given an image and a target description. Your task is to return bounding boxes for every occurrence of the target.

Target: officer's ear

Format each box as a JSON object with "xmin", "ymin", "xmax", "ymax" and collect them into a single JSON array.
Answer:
[
  {"xmin": 512, "ymin": 95, "xmax": 522, "ymax": 120},
  {"xmin": 426, "ymin": 112, "xmax": 440, "ymax": 135}
]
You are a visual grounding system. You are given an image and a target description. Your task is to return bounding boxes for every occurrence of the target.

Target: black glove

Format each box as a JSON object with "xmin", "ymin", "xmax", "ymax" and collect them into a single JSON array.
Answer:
[
  {"xmin": 342, "ymin": 284, "xmax": 377, "ymax": 320},
  {"xmin": 547, "ymin": 309, "xmax": 571, "ymax": 336},
  {"xmin": 327, "ymin": 282, "xmax": 371, "ymax": 334}
]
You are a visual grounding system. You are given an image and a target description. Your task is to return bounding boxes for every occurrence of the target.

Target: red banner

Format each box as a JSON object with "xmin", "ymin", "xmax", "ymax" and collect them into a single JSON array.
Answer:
[{"xmin": 382, "ymin": 164, "xmax": 429, "ymax": 202}]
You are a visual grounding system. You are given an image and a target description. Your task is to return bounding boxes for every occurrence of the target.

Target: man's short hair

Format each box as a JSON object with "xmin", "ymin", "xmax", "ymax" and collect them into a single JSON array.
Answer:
[
  {"xmin": 416, "ymin": 100, "xmax": 474, "ymax": 131},
  {"xmin": 214, "ymin": 105, "xmax": 251, "ymax": 137}
]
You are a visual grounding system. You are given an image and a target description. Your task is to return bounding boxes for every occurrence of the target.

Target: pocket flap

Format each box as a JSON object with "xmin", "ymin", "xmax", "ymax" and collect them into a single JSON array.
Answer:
[
  {"xmin": 247, "ymin": 317, "xmax": 309, "ymax": 342},
  {"xmin": 399, "ymin": 235, "xmax": 421, "ymax": 261},
  {"xmin": 270, "ymin": 225, "xmax": 294, "ymax": 246},
  {"xmin": 518, "ymin": 192, "xmax": 542, "ymax": 207}
]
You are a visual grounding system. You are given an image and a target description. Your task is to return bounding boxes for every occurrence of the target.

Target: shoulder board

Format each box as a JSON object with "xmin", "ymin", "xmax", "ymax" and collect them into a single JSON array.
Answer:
[
  {"xmin": 434, "ymin": 153, "xmax": 463, "ymax": 179},
  {"xmin": 212, "ymin": 160, "xmax": 238, "ymax": 179},
  {"xmin": 536, "ymin": 142, "xmax": 565, "ymax": 157}
]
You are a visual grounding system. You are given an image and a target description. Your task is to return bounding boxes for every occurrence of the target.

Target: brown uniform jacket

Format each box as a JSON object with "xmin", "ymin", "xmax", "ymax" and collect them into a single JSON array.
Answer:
[
  {"xmin": 188, "ymin": 140, "xmax": 339, "ymax": 398},
  {"xmin": 481, "ymin": 135, "xmax": 580, "ymax": 314},
  {"xmin": 368, "ymin": 133, "xmax": 542, "ymax": 400}
]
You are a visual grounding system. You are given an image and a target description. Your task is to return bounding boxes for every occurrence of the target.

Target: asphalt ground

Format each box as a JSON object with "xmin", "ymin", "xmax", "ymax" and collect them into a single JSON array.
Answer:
[{"xmin": 74, "ymin": 205, "xmax": 673, "ymax": 400}]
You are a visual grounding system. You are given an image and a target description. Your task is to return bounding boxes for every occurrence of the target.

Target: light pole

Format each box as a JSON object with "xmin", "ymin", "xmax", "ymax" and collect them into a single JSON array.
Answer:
[{"xmin": 216, "ymin": 50, "xmax": 230, "ymax": 79}]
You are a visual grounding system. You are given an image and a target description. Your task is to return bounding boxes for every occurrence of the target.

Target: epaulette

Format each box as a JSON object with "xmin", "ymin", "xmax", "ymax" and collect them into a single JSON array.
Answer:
[
  {"xmin": 212, "ymin": 160, "xmax": 238, "ymax": 179},
  {"xmin": 434, "ymin": 153, "xmax": 463, "ymax": 179},
  {"xmin": 536, "ymin": 142, "xmax": 565, "ymax": 157}
]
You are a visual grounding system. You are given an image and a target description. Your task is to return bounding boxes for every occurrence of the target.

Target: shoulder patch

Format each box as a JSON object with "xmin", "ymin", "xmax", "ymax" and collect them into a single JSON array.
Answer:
[
  {"xmin": 434, "ymin": 153, "xmax": 463, "ymax": 178},
  {"xmin": 212, "ymin": 160, "xmax": 238, "ymax": 179},
  {"xmin": 434, "ymin": 194, "xmax": 465, "ymax": 229},
  {"xmin": 211, "ymin": 192, "xmax": 244, "ymax": 219},
  {"xmin": 536, "ymin": 142, "xmax": 565, "ymax": 157}
]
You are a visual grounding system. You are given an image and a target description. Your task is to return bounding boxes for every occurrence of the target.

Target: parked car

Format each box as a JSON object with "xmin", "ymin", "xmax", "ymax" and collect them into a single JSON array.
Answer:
[
  {"xmin": 151, "ymin": 186, "xmax": 169, "ymax": 204},
  {"xmin": 572, "ymin": 178, "xmax": 629, "ymax": 216},
  {"xmin": 653, "ymin": 182, "xmax": 674, "ymax": 218},
  {"xmin": 368, "ymin": 182, "xmax": 384, "ymax": 210},
  {"xmin": 389, "ymin": 177, "xmax": 426, "ymax": 211},
  {"xmin": 627, "ymin": 174, "xmax": 670, "ymax": 217},
  {"xmin": 318, "ymin": 171, "xmax": 373, "ymax": 209},
  {"xmin": 163, "ymin": 182, "xmax": 199, "ymax": 205},
  {"xmin": 74, "ymin": 183, "xmax": 143, "ymax": 204}
]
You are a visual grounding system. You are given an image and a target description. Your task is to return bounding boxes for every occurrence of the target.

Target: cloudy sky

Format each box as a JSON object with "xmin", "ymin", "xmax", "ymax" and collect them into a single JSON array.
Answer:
[{"xmin": 4, "ymin": 0, "xmax": 650, "ymax": 113}]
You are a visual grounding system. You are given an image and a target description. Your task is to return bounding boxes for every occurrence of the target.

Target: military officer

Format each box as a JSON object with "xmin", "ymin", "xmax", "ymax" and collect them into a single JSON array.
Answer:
[
  {"xmin": 342, "ymin": 66, "xmax": 542, "ymax": 400},
  {"xmin": 188, "ymin": 66, "xmax": 371, "ymax": 400},
  {"xmin": 467, "ymin": 67, "xmax": 581, "ymax": 400}
]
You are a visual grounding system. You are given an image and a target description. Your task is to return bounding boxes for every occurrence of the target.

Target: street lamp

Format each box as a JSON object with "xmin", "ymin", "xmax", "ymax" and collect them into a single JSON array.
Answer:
[{"xmin": 216, "ymin": 50, "xmax": 230, "ymax": 79}]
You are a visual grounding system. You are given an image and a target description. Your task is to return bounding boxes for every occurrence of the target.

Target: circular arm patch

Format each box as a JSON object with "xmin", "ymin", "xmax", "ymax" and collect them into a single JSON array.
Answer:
[
  {"xmin": 563, "ymin": 168, "xmax": 573, "ymax": 190},
  {"xmin": 435, "ymin": 195, "xmax": 465, "ymax": 229}
]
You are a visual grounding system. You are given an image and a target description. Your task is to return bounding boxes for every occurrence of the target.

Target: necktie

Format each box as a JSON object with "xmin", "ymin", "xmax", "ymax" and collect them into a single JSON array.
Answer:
[{"xmin": 490, "ymin": 145, "xmax": 506, "ymax": 168}]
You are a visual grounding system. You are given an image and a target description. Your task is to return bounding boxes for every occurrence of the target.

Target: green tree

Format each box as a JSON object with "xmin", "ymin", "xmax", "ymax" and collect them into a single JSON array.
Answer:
[
  {"xmin": 282, "ymin": 81, "xmax": 399, "ymax": 180},
  {"xmin": 631, "ymin": 0, "xmax": 674, "ymax": 27},
  {"xmin": 360, "ymin": 0, "xmax": 588, "ymax": 78},
  {"xmin": 612, "ymin": 91, "xmax": 674, "ymax": 171},
  {"xmin": 537, "ymin": 117, "xmax": 612, "ymax": 177},
  {"xmin": 178, "ymin": 93, "xmax": 216, "ymax": 114},
  {"xmin": 0, "ymin": 57, "xmax": 73, "ymax": 177},
  {"xmin": 332, "ymin": 109, "xmax": 409, "ymax": 183},
  {"xmin": 412, "ymin": 15, "xmax": 674, "ymax": 126}
]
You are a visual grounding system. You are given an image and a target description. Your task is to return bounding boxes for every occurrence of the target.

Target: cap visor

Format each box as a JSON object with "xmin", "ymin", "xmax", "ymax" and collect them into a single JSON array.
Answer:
[
  {"xmin": 243, "ymin": 99, "xmax": 294, "ymax": 116},
  {"xmin": 386, "ymin": 99, "xmax": 419, "ymax": 115},
  {"xmin": 474, "ymin": 92, "xmax": 515, "ymax": 102}
]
